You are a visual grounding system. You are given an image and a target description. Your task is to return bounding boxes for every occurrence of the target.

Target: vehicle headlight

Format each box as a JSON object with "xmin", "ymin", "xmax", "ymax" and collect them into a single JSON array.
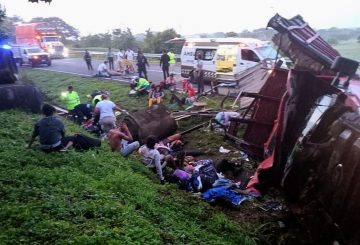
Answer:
[
  {"xmin": 49, "ymin": 48, "xmax": 55, "ymax": 54},
  {"xmin": 63, "ymin": 47, "xmax": 69, "ymax": 52},
  {"xmin": 32, "ymin": 55, "xmax": 39, "ymax": 59}
]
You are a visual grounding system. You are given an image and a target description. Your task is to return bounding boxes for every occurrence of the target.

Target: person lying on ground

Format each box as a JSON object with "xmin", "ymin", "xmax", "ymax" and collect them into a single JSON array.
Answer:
[
  {"xmin": 130, "ymin": 76, "xmax": 151, "ymax": 97},
  {"xmin": 215, "ymin": 111, "xmax": 240, "ymax": 128},
  {"xmin": 108, "ymin": 122, "xmax": 140, "ymax": 157},
  {"xmin": 94, "ymin": 91, "xmax": 122, "ymax": 134},
  {"xmin": 138, "ymin": 135, "xmax": 166, "ymax": 184},
  {"xmin": 27, "ymin": 104, "xmax": 74, "ymax": 153},
  {"xmin": 148, "ymin": 85, "xmax": 164, "ymax": 106},
  {"xmin": 160, "ymin": 73, "xmax": 177, "ymax": 91}
]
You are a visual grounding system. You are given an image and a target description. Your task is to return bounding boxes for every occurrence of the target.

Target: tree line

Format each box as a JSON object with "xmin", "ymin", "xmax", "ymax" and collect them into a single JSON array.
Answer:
[{"xmin": 1, "ymin": 8, "xmax": 359, "ymax": 53}]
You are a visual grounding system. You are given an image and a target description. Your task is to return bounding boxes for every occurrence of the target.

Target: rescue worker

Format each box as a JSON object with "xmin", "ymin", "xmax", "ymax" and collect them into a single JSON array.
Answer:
[
  {"xmin": 62, "ymin": 85, "xmax": 80, "ymax": 115},
  {"xmin": 130, "ymin": 76, "xmax": 150, "ymax": 97},
  {"xmin": 91, "ymin": 93, "xmax": 102, "ymax": 106},
  {"xmin": 167, "ymin": 49, "xmax": 176, "ymax": 74}
]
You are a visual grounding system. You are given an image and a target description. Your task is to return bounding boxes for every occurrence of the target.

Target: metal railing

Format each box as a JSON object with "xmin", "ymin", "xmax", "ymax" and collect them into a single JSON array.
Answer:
[{"xmin": 69, "ymin": 50, "xmax": 180, "ymax": 60}]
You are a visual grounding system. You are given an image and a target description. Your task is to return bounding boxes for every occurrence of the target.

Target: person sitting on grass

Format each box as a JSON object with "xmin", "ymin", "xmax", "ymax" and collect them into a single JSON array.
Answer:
[
  {"xmin": 138, "ymin": 135, "xmax": 166, "ymax": 184},
  {"xmin": 148, "ymin": 85, "xmax": 164, "ymax": 107},
  {"xmin": 160, "ymin": 73, "xmax": 177, "ymax": 91},
  {"xmin": 169, "ymin": 79, "xmax": 196, "ymax": 106},
  {"xmin": 97, "ymin": 60, "xmax": 111, "ymax": 78},
  {"xmin": 130, "ymin": 76, "xmax": 151, "ymax": 97},
  {"xmin": 108, "ymin": 121, "xmax": 140, "ymax": 157},
  {"xmin": 27, "ymin": 104, "xmax": 74, "ymax": 153}
]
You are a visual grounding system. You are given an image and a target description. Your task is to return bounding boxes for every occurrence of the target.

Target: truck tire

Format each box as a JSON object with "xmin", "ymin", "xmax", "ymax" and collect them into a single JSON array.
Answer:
[
  {"xmin": 19, "ymin": 59, "xmax": 23, "ymax": 66},
  {"xmin": 47, "ymin": 60, "xmax": 52, "ymax": 66},
  {"xmin": 29, "ymin": 60, "xmax": 34, "ymax": 68}
]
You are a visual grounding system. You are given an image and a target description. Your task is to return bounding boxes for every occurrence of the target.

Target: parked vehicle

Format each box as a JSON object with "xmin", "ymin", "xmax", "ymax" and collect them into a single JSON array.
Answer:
[
  {"xmin": 15, "ymin": 23, "xmax": 68, "ymax": 58},
  {"xmin": 167, "ymin": 37, "xmax": 284, "ymax": 83},
  {"xmin": 12, "ymin": 45, "xmax": 51, "ymax": 67}
]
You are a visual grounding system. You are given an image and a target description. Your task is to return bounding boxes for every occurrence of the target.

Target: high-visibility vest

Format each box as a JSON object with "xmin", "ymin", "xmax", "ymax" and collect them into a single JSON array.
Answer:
[
  {"xmin": 92, "ymin": 94, "xmax": 102, "ymax": 105},
  {"xmin": 135, "ymin": 78, "xmax": 150, "ymax": 91},
  {"xmin": 168, "ymin": 52, "xmax": 176, "ymax": 64},
  {"xmin": 65, "ymin": 91, "xmax": 80, "ymax": 110}
]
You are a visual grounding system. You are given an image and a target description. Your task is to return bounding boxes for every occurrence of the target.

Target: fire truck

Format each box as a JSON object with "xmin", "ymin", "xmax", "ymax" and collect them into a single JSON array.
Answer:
[{"xmin": 15, "ymin": 23, "xmax": 68, "ymax": 58}]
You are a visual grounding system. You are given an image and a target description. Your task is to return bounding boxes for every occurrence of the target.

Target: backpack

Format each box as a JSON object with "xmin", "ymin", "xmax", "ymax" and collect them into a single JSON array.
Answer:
[{"xmin": 198, "ymin": 160, "xmax": 219, "ymax": 190}]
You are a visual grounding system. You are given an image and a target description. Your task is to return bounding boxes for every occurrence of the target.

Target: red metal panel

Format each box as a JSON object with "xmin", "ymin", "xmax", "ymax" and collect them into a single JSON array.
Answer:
[{"xmin": 240, "ymin": 69, "xmax": 288, "ymax": 156}]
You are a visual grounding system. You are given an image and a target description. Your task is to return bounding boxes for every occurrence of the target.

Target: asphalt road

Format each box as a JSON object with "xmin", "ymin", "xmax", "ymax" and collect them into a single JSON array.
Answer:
[{"xmin": 29, "ymin": 58, "xmax": 182, "ymax": 85}]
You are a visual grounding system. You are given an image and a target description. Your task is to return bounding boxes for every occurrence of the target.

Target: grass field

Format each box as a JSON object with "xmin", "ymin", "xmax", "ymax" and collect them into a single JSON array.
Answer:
[
  {"xmin": 0, "ymin": 69, "xmax": 268, "ymax": 244},
  {"xmin": 0, "ymin": 109, "xmax": 259, "ymax": 244},
  {"xmin": 19, "ymin": 69, "xmax": 247, "ymax": 163},
  {"xmin": 333, "ymin": 39, "xmax": 360, "ymax": 60}
]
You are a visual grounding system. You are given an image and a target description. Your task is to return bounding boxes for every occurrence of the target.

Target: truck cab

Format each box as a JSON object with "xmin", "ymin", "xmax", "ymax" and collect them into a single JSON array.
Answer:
[
  {"xmin": 41, "ymin": 35, "xmax": 68, "ymax": 58},
  {"xmin": 12, "ymin": 45, "xmax": 51, "ymax": 67},
  {"xmin": 15, "ymin": 23, "xmax": 68, "ymax": 58}
]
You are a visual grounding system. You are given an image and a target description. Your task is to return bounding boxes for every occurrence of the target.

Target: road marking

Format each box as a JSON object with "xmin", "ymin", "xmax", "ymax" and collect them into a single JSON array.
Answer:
[
  {"xmin": 34, "ymin": 68, "xmax": 131, "ymax": 83},
  {"xmin": 147, "ymin": 69, "xmax": 180, "ymax": 75}
]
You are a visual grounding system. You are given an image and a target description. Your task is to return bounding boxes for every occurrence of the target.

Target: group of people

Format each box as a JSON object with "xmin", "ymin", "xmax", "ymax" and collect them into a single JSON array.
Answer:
[
  {"xmin": 84, "ymin": 48, "xmax": 177, "ymax": 81},
  {"xmin": 84, "ymin": 48, "xmax": 136, "ymax": 78}
]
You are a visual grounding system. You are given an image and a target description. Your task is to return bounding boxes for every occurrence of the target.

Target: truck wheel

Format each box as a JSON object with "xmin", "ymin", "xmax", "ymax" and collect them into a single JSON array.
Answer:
[
  {"xmin": 47, "ymin": 60, "xmax": 52, "ymax": 67},
  {"xmin": 19, "ymin": 59, "xmax": 23, "ymax": 66},
  {"xmin": 29, "ymin": 60, "xmax": 34, "ymax": 68}
]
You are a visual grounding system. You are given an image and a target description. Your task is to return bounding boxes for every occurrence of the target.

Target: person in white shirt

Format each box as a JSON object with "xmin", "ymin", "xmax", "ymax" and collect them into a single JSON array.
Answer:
[
  {"xmin": 117, "ymin": 49, "xmax": 124, "ymax": 73},
  {"xmin": 138, "ymin": 135, "xmax": 166, "ymax": 184},
  {"xmin": 124, "ymin": 48, "xmax": 135, "ymax": 73},
  {"xmin": 94, "ymin": 91, "xmax": 121, "ymax": 133},
  {"xmin": 97, "ymin": 60, "xmax": 110, "ymax": 77}
]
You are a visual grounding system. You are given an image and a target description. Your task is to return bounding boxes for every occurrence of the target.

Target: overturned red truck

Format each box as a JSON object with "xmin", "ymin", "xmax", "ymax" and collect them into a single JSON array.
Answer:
[{"xmin": 225, "ymin": 14, "xmax": 360, "ymax": 244}]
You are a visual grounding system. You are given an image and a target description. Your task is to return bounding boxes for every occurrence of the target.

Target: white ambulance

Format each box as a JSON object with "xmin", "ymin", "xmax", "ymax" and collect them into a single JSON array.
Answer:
[{"xmin": 168, "ymin": 37, "xmax": 282, "ymax": 82}]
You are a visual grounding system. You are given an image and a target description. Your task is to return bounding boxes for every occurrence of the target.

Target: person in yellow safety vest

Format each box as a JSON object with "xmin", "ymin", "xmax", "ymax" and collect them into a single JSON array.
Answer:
[
  {"xmin": 92, "ymin": 94, "xmax": 102, "ymax": 106},
  {"xmin": 167, "ymin": 49, "xmax": 176, "ymax": 74},
  {"xmin": 62, "ymin": 86, "xmax": 80, "ymax": 113}
]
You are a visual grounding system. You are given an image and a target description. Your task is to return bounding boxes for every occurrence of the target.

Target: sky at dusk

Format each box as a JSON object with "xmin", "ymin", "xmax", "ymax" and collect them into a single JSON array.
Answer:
[{"xmin": 2, "ymin": 0, "xmax": 360, "ymax": 36}]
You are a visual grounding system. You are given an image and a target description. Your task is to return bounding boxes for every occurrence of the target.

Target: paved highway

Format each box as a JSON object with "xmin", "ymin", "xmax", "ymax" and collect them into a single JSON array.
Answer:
[{"xmin": 29, "ymin": 58, "xmax": 183, "ymax": 85}]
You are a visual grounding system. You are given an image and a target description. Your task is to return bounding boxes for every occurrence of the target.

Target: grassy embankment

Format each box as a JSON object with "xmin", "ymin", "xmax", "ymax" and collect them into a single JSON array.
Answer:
[
  {"xmin": 0, "ymin": 69, "xmax": 259, "ymax": 244},
  {"xmin": 333, "ymin": 39, "xmax": 360, "ymax": 60},
  {"xmin": 20, "ymin": 69, "xmax": 242, "ymax": 161}
]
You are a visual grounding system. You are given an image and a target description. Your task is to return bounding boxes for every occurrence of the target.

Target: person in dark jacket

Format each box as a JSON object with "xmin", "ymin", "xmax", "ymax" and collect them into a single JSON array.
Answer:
[
  {"xmin": 84, "ymin": 50, "xmax": 93, "ymax": 71},
  {"xmin": 107, "ymin": 48, "xmax": 115, "ymax": 70},
  {"xmin": 73, "ymin": 103, "xmax": 93, "ymax": 125},
  {"xmin": 136, "ymin": 51, "xmax": 150, "ymax": 80},
  {"xmin": 160, "ymin": 50, "xmax": 170, "ymax": 81},
  {"xmin": 28, "ymin": 104, "xmax": 74, "ymax": 152}
]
